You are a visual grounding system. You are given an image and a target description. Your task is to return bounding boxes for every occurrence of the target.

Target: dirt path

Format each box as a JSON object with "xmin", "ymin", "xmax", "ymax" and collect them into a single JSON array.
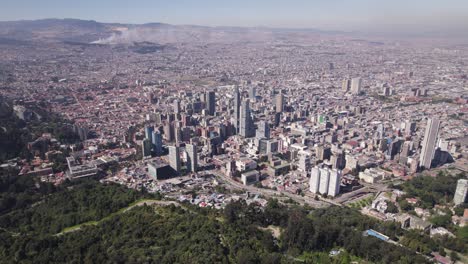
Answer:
[{"xmin": 56, "ymin": 199, "xmax": 180, "ymax": 236}]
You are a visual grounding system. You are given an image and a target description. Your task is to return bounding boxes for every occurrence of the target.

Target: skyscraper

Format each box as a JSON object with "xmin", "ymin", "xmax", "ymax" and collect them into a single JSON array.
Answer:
[
  {"xmin": 342, "ymin": 79, "xmax": 351, "ymax": 92},
  {"xmin": 405, "ymin": 121, "xmax": 416, "ymax": 136},
  {"xmin": 316, "ymin": 145, "xmax": 331, "ymax": 161},
  {"xmin": 233, "ymin": 86, "xmax": 241, "ymax": 133},
  {"xmin": 309, "ymin": 166, "xmax": 341, "ymax": 197},
  {"xmin": 163, "ymin": 122, "xmax": 174, "ymax": 142},
  {"xmin": 249, "ymin": 86, "xmax": 256, "ymax": 101},
  {"xmin": 330, "ymin": 151, "xmax": 345, "ymax": 170},
  {"xmin": 276, "ymin": 93, "xmax": 284, "ymax": 113},
  {"xmin": 318, "ymin": 168, "xmax": 330, "ymax": 195},
  {"xmin": 419, "ymin": 118, "xmax": 440, "ymax": 169},
  {"xmin": 454, "ymin": 179, "xmax": 468, "ymax": 205},
  {"xmin": 240, "ymin": 99, "xmax": 255, "ymax": 138},
  {"xmin": 275, "ymin": 113, "xmax": 281, "ymax": 127},
  {"xmin": 142, "ymin": 138, "xmax": 152, "ymax": 158},
  {"xmin": 168, "ymin": 145, "xmax": 181, "ymax": 173},
  {"xmin": 173, "ymin": 99, "xmax": 180, "ymax": 114},
  {"xmin": 255, "ymin": 120, "xmax": 270, "ymax": 139},
  {"xmin": 186, "ymin": 143, "xmax": 198, "ymax": 173},
  {"xmin": 206, "ymin": 90, "xmax": 216, "ymax": 116},
  {"xmin": 351, "ymin": 77, "xmax": 362, "ymax": 95},
  {"xmin": 145, "ymin": 126, "xmax": 154, "ymax": 141},
  {"xmin": 309, "ymin": 167, "xmax": 321, "ymax": 193},
  {"xmin": 152, "ymin": 131, "xmax": 163, "ymax": 156},
  {"xmin": 327, "ymin": 169, "xmax": 342, "ymax": 197}
]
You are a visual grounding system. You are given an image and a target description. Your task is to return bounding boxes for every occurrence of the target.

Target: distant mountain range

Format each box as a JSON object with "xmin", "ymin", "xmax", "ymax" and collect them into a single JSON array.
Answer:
[
  {"xmin": 0, "ymin": 18, "xmax": 466, "ymax": 45},
  {"xmin": 0, "ymin": 18, "xmax": 346, "ymax": 45}
]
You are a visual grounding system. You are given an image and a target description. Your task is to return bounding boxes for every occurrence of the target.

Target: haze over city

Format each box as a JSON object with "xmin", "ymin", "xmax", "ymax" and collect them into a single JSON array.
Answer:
[{"xmin": 2, "ymin": 0, "xmax": 468, "ymax": 34}]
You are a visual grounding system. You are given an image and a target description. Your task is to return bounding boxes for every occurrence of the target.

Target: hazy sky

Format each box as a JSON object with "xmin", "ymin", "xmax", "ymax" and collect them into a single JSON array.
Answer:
[{"xmin": 2, "ymin": 0, "xmax": 468, "ymax": 32}]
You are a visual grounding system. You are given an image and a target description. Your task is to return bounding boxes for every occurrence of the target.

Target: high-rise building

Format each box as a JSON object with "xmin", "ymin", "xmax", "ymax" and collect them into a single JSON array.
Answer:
[
  {"xmin": 73, "ymin": 124, "xmax": 89, "ymax": 141},
  {"xmin": 173, "ymin": 100, "xmax": 181, "ymax": 114},
  {"xmin": 266, "ymin": 140, "xmax": 279, "ymax": 154},
  {"xmin": 275, "ymin": 93, "xmax": 284, "ymax": 113},
  {"xmin": 309, "ymin": 166, "xmax": 341, "ymax": 197},
  {"xmin": 330, "ymin": 151, "xmax": 345, "ymax": 170},
  {"xmin": 382, "ymin": 86, "xmax": 391, "ymax": 96},
  {"xmin": 298, "ymin": 153, "xmax": 311, "ymax": 173},
  {"xmin": 168, "ymin": 145, "xmax": 181, "ymax": 173},
  {"xmin": 419, "ymin": 118, "xmax": 440, "ymax": 169},
  {"xmin": 152, "ymin": 131, "xmax": 163, "ymax": 156},
  {"xmin": 316, "ymin": 145, "xmax": 331, "ymax": 161},
  {"xmin": 327, "ymin": 169, "xmax": 342, "ymax": 197},
  {"xmin": 309, "ymin": 167, "xmax": 321, "ymax": 193},
  {"xmin": 351, "ymin": 77, "xmax": 362, "ymax": 95},
  {"xmin": 454, "ymin": 179, "xmax": 468, "ymax": 205},
  {"xmin": 249, "ymin": 86, "xmax": 256, "ymax": 100},
  {"xmin": 405, "ymin": 121, "xmax": 416, "ymax": 136},
  {"xmin": 342, "ymin": 79, "xmax": 351, "ymax": 92},
  {"xmin": 274, "ymin": 112, "xmax": 281, "ymax": 127},
  {"xmin": 145, "ymin": 126, "xmax": 154, "ymax": 141},
  {"xmin": 175, "ymin": 126, "xmax": 182, "ymax": 143},
  {"xmin": 256, "ymin": 120, "xmax": 270, "ymax": 139},
  {"xmin": 186, "ymin": 144, "xmax": 198, "ymax": 173},
  {"xmin": 384, "ymin": 139, "xmax": 398, "ymax": 160},
  {"xmin": 206, "ymin": 90, "xmax": 216, "ymax": 116},
  {"xmin": 233, "ymin": 86, "xmax": 241, "ymax": 133},
  {"xmin": 400, "ymin": 141, "xmax": 411, "ymax": 158},
  {"xmin": 163, "ymin": 122, "xmax": 175, "ymax": 142},
  {"xmin": 318, "ymin": 168, "xmax": 330, "ymax": 195},
  {"xmin": 142, "ymin": 138, "xmax": 152, "ymax": 158},
  {"xmin": 240, "ymin": 99, "xmax": 255, "ymax": 138}
]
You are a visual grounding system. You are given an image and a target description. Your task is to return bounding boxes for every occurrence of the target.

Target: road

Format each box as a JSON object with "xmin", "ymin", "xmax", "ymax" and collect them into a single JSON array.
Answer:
[{"xmin": 207, "ymin": 169, "xmax": 332, "ymax": 208}]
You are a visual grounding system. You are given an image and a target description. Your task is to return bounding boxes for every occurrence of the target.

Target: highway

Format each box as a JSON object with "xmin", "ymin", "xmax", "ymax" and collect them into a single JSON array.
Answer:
[{"xmin": 206, "ymin": 169, "xmax": 332, "ymax": 208}]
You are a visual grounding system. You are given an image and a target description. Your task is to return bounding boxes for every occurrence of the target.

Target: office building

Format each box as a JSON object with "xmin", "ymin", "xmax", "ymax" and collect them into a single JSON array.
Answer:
[
  {"xmin": 233, "ymin": 86, "xmax": 241, "ymax": 133},
  {"xmin": 145, "ymin": 126, "xmax": 154, "ymax": 141},
  {"xmin": 276, "ymin": 93, "xmax": 284, "ymax": 113},
  {"xmin": 419, "ymin": 118, "xmax": 440, "ymax": 169},
  {"xmin": 351, "ymin": 77, "xmax": 362, "ymax": 95},
  {"xmin": 142, "ymin": 138, "xmax": 152, "ymax": 158},
  {"xmin": 405, "ymin": 121, "xmax": 416, "ymax": 136},
  {"xmin": 266, "ymin": 140, "xmax": 279, "ymax": 154},
  {"xmin": 298, "ymin": 153, "xmax": 311, "ymax": 173},
  {"xmin": 316, "ymin": 145, "xmax": 331, "ymax": 161},
  {"xmin": 330, "ymin": 152, "xmax": 345, "ymax": 170},
  {"xmin": 168, "ymin": 145, "xmax": 181, "ymax": 173},
  {"xmin": 66, "ymin": 157, "xmax": 98, "ymax": 179},
  {"xmin": 342, "ymin": 79, "xmax": 351, "ymax": 92},
  {"xmin": 249, "ymin": 86, "xmax": 256, "ymax": 100},
  {"xmin": 173, "ymin": 100, "xmax": 180, "ymax": 114},
  {"xmin": 186, "ymin": 143, "xmax": 198, "ymax": 173},
  {"xmin": 256, "ymin": 120, "xmax": 270, "ymax": 139},
  {"xmin": 241, "ymin": 170, "xmax": 260, "ymax": 185},
  {"xmin": 152, "ymin": 131, "xmax": 163, "ymax": 156},
  {"xmin": 382, "ymin": 86, "xmax": 392, "ymax": 96},
  {"xmin": 206, "ymin": 90, "xmax": 216, "ymax": 116},
  {"xmin": 163, "ymin": 122, "xmax": 175, "ymax": 142},
  {"xmin": 239, "ymin": 99, "xmax": 255, "ymax": 138},
  {"xmin": 274, "ymin": 112, "xmax": 281, "ymax": 127}
]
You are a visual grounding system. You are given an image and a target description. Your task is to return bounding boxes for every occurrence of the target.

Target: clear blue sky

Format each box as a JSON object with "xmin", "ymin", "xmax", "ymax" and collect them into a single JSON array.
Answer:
[{"xmin": 1, "ymin": 0, "xmax": 468, "ymax": 32}]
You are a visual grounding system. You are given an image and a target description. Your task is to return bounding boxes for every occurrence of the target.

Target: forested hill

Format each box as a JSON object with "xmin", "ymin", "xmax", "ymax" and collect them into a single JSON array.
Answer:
[
  {"xmin": 0, "ymin": 98, "xmax": 80, "ymax": 162},
  {"xmin": 0, "ymin": 172, "xmax": 432, "ymax": 263}
]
